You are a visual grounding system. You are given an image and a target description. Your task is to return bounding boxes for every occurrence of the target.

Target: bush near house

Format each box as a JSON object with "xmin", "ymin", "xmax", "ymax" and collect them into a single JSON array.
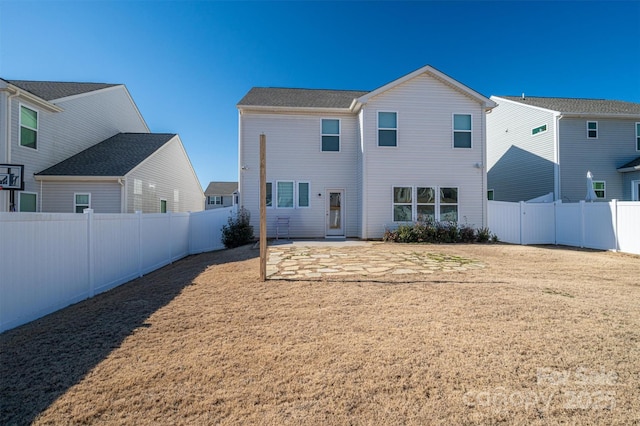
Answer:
[
  {"xmin": 221, "ymin": 207, "xmax": 254, "ymax": 248},
  {"xmin": 383, "ymin": 220, "xmax": 498, "ymax": 244}
]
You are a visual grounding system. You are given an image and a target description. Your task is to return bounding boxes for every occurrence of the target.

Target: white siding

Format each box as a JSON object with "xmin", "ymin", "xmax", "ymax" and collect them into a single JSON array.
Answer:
[
  {"xmin": 40, "ymin": 181, "xmax": 122, "ymax": 213},
  {"xmin": 361, "ymin": 73, "xmax": 488, "ymax": 238},
  {"xmin": 559, "ymin": 118, "xmax": 639, "ymax": 201},
  {"xmin": 486, "ymin": 97, "xmax": 557, "ymax": 201},
  {"xmin": 125, "ymin": 137, "xmax": 204, "ymax": 213},
  {"xmin": 9, "ymin": 86, "xmax": 148, "ymax": 200},
  {"xmin": 239, "ymin": 111, "xmax": 360, "ymax": 238}
]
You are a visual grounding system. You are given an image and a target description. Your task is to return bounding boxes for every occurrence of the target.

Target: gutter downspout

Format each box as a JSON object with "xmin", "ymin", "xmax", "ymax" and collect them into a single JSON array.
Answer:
[
  {"xmin": 118, "ymin": 178, "xmax": 125, "ymax": 213},
  {"xmin": 553, "ymin": 113, "xmax": 562, "ymax": 201}
]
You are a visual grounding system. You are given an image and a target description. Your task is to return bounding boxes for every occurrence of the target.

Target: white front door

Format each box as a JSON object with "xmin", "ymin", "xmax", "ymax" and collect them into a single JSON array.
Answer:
[{"xmin": 326, "ymin": 190, "xmax": 344, "ymax": 237}]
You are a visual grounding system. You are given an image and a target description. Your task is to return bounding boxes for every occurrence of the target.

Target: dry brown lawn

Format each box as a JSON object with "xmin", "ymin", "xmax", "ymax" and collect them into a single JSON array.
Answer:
[{"xmin": 1, "ymin": 243, "xmax": 639, "ymax": 425}]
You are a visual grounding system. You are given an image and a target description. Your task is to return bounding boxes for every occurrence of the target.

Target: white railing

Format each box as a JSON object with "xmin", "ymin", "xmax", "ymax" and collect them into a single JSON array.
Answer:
[
  {"xmin": 488, "ymin": 200, "xmax": 640, "ymax": 255},
  {"xmin": 0, "ymin": 206, "xmax": 237, "ymax": 332}
]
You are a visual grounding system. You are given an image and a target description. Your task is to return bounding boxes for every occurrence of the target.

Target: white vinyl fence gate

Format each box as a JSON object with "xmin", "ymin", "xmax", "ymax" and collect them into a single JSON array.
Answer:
[
  {"xmin": 488, "ymin": 200, "xmax": 640, "ymax": 255},
  {"xmin": 0, "ymin": 206, "xmax": 237, "ymax": 333}
]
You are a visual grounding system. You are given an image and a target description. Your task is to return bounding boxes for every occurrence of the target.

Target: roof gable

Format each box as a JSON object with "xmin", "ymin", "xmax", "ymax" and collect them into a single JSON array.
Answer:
[
  {"xmin": 356, "ymin": 65, "xmax": 496, "ymax": 110},
  {"xmin": 6, "ymin": 80, "xmax": 120, "ymax": 101},
  {"xmin": 497, "ymin": 96, "xmax": 640, "ymax": 116},
  {"xmin": 35, "ymin": 133, "xmax": 176, "ymax": 177},
  {"xmin": 204, "ymin": 181, "xmax": 238, "ymax": 195}
]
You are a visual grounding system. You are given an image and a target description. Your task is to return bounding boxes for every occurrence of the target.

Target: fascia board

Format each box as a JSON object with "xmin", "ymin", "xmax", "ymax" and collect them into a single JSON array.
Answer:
[
  {"xmin": 6, "ymin": 84, "xmax": 63, "ymax": 113},
  {"xmin": 617, "ymin": 165, "xmax": 640, "ymax": 173},
  {"xmin": 34, "ymin": 175, "xmax": 121, "ymax": 181},
  {"xmin": 238, "ymin": 105, "xmax": 354, "ymax": 115},
  {"xmin": 491, "ymin": 96, "xmax": 560, "ymax": 115}
]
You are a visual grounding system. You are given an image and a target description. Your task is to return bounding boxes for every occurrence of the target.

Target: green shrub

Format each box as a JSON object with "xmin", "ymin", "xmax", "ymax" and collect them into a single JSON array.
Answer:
[
  {"xmin": 383, "ymin": 221, "xmax": 498, "ymax": 244},
  {"xmin": 221, "ymin": 207, "xmax": 254, "ymax": 249}
]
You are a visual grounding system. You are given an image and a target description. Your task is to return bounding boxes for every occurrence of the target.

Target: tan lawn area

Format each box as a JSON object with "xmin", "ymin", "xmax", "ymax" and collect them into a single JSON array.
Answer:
[{"xmin": 1, "ymin": 243, "xmax": 639, "ymax": 425}]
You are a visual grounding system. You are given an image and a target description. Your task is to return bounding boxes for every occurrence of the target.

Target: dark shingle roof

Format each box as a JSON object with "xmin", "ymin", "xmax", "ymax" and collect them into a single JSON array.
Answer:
[
  {"xmin": 204, "ymin": 181, "xmax": 238, "ymax": 195},
  {"xmin": 618, "ymin": 156, "xmax": 640, "ymax": 170},
  {"xmin": 237, "ymin": 87, "xmax": 369, "ymax": 109},
  {"xmin": 36, "ymin": 133, "xmax": 175, "ymax": 177},
  {"xmin": 499, "ymin": 96, "xmax": 640, "ymax": 115},
  {"xmin": 6, "ymin": 80, "xmax": 119, "ymax": 101}
]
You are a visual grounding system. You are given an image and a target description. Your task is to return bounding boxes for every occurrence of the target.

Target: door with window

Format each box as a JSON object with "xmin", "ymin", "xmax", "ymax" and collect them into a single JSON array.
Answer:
[{"xmin": 326, "ymin": 190, "xmax": 344, "ymax": 237}]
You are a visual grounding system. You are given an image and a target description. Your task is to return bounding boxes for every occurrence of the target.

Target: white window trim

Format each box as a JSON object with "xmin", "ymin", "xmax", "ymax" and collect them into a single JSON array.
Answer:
[
  {"xmin": 391, "ymin": 186, "xmax": 460, "ymax": 223},
  {"xmin": 377, "ymin": 111, "xmax": 398, "ymax": 147},
  {"xmin": 74, "ymin": 192, "xmax": 91, "ymax": 213},
  {"xmin": 321, "ymin": 118, "xmax": 341, "ymax": 152},
  {"xmin": 635, "ymin": 122, "xmax": 640, "ymax": 151},
  {"xmin": 452, "ymin": 113, "xmax": 473, "ymax": 149},
  {"xmin": 296, "ymin": 181, "xmax": 311, "ymax": 208},
  {"xmin": 18, "ymin": 191, "xmax": 38, "ymax": 212},
  {"xmin": 587, "ymin": 121, "xmax": 598, "ymax": 139},
  {"xmin": 275, "ymin": 180, "xmax": 295, "ymax": 209},
  {"xmin": 19, "ymin": 103, "xmax": 39, "ymax": 151},
  {"xmin": 592, "ymin": 181, "xmax": 606, "ymax": 199},
  {"xmin": 208, "ymin": 195, "xmax": 222, "ymax": 205},
  {"xmin": 532, "ymin": 123, "xmax": 548, "ymax": 137},
  {"xmin": 416, "ymin": 186, "xmax": 436, "ymax": 222}
]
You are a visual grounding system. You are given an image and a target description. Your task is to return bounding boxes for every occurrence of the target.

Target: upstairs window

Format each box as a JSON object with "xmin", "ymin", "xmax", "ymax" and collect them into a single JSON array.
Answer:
[
  {"xmin": 636, "ymin": 123, "xmax": 640, "ymax": 151},
  {"xmin": 378, "ymin": 112, "xmax": 397, "ymax": 147},
  {"xmin": 20, "ymin": 105, "xmax": 38, "ymax": 149},
  {"xmin": 532, "ymin": 124, "xmax": 547, "ymax": 136},
  {"xmin": 593, "ymin": 181, "xmax": 605, "ymax": 199},
  {"xmin": 75, "ymin": 193, "xmax": 91, "ymax": 213},
  {"xmin": 321, "ymin": 119, "xmax": 340, "ymax": 151},
  {"xmin": 587, "ymin": 121, "xmax": 598, "ymax": 139},
  {"xmin": 453, "ymin": 114, "xmax": 472, "ymax": 148},
  {"xmin": 160, "ymin": 199, "xmax": 167, "ymax": 213}
]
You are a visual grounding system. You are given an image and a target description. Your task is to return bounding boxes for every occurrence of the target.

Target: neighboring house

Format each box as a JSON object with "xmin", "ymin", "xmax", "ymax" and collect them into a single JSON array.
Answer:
[
  {"xmin": 237, "ymin": 65, "xmax": 497, "ymax": 239},
  {"xmin": 487, "ymin": 96, "xmax": 640, "ymax": 202},
  {"xmin": 0, "ymin": 79, "xmax": 204, "ymax": 213},
  {"xmin": 204, "ymin": 181, "xmax": 238, "ymax": 210}
]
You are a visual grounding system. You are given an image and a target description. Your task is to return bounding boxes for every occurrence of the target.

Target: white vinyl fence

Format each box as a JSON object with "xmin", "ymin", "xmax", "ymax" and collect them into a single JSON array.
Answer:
[
  {"xmin": 488, "ymin": 200, "xmax": 640, "ymax": 255},
  {"xmin": 0, "ymin": 206, "xmax": 236, "ymax": 332}
]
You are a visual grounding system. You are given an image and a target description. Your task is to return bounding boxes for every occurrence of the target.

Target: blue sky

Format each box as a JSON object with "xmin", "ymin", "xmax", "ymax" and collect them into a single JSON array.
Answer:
[{"xmin": 1, "ymin": 1, "xmax": 639, "ymax": 188}]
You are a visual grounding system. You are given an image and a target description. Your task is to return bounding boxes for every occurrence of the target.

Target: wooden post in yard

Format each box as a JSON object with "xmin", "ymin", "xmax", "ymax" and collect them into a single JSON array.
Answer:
[{"xmin": 259, "ymin": 134, "xmax": 267, "ymax": 281}]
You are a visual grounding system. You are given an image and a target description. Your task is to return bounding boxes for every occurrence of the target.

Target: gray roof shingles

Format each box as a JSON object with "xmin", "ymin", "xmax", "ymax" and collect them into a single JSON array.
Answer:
[
  {"xmin": 237, "ymin": 87, "xmax": 369, "ymax": 109},
  {"xmin": 205, "ymin": 181, "xmax": 238, "ymax": 195},
  {"xmin": 618, "ymin": 156, "xmax": 640, "ymax": 170},
  {"xmin": 36, "ymin": 133, "xmax": 175, "ymax": 177},
  {"xmin": 499, "ymin": 96, "xmax": 640, "ymax": 115},
  {"xmin": 5, "ymin": 80, "xmax": 119, "ymax": 101}
]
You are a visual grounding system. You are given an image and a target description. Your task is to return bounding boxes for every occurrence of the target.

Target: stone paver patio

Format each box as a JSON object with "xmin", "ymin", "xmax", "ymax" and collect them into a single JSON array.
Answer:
[{"xmin": 267, "ymin": 241, "xmax": 485, "ymax": 279}]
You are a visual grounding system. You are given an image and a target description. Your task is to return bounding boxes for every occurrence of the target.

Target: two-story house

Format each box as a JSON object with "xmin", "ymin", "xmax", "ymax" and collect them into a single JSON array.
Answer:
[
  {"xmin": 204, "ymin": 181, "xmax": 238, "ymax": 210},
  {"xmin": 237, "ymin": 65, "xmax": 497, "ymax": 239},
  {"xmin": 487, "ymin": 96, "xmax": 640, "ymax": 202},
  {"xmin": 0, "ymin": 79, "xmax": 204, "ymax": 213}
]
